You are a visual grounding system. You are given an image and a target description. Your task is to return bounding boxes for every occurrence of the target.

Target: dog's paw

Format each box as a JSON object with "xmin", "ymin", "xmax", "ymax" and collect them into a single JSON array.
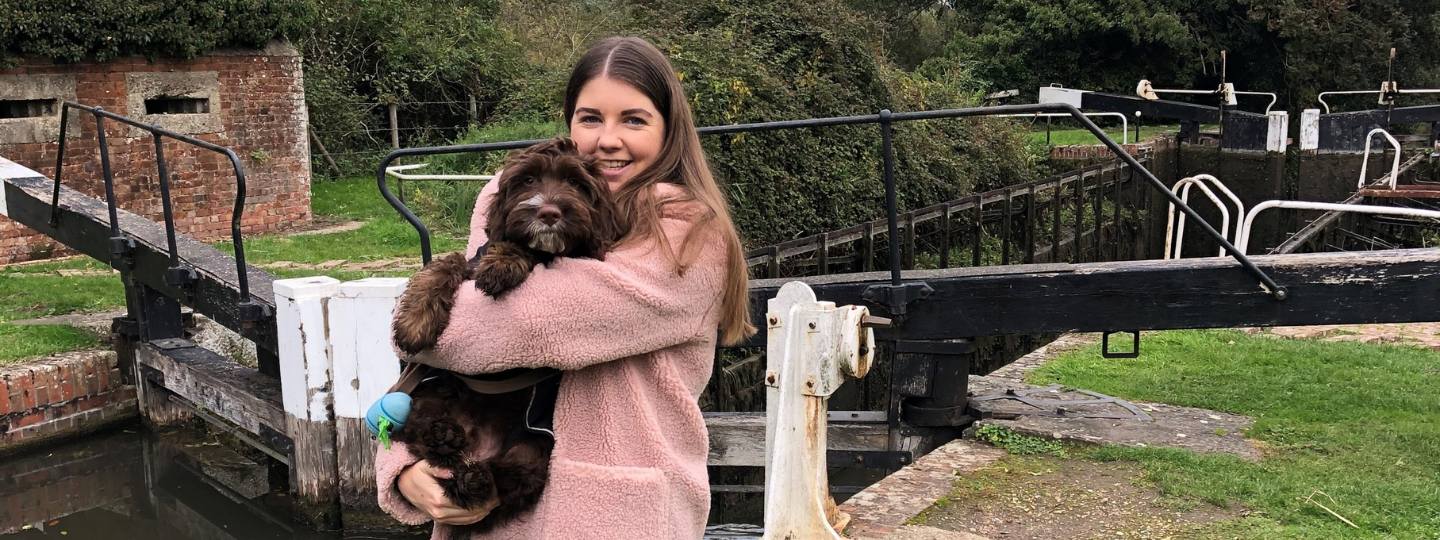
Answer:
[
  {"xmin": 472, "ymin": 243, "xmax": 535, "ymax": 297},
  {"xmin": 441, "ymin": 462, "xmax": 496, "ymax": 509},
  {"xmin": 392, "ymin": 252, "xmax": 470, "ymax": 354},
  {"xmin": 417, "ymin": 417, "xmax": 468, "ymax": 468}
]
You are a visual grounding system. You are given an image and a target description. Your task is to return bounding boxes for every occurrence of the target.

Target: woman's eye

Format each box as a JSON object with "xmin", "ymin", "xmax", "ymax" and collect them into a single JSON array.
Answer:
[
  {"xmin": 578, "ymin": 115, "xmax": 601, "ymax": 124},
  {"xmin": 624, "ymin": 116, "xmax": 648, "ymax": 126}
]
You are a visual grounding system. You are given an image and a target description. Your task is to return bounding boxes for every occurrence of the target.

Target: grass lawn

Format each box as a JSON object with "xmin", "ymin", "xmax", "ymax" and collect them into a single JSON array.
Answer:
[
  {"xmin": 0, "ymin": 175, "xmax": 459, "ymax": 363},
  {"xmin": 0, "ymin": 259, "xmax": 122, "ymax": 364},
  {"xmin": 1021, "ymin": 329, "xmax": 1440, "ymax": 537},
  {"xmin": 1025, "ymin": 123, "xmax": 1203, "ymax": 146}
]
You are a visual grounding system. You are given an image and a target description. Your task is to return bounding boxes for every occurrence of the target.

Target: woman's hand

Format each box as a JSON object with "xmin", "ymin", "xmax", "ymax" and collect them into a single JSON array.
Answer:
[{"xmin": 397, "ymin": 460, "xmax": 499, "ymax": 526}]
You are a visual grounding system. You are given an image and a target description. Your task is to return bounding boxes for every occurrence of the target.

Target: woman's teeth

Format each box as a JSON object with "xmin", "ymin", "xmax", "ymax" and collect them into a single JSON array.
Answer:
[{"xmin": 599, "ymin": 159, "xmax": 631, "ymax": 169}]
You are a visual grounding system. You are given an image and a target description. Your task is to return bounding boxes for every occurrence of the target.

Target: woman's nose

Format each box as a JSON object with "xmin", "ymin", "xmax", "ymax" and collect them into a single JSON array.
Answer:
[{"xmin": 597, "ymin": 125, "xmax": 623, "ymax": 153}]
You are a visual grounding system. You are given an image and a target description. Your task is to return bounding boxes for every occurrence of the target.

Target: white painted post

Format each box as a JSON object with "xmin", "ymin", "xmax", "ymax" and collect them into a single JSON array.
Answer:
[
  {"xmin": 764, "ymin": 282, "xmax": 877, "ymax": 540},
  {"xmin": 1300, "ymin": 109, "xmax": 1320, "ymax": 151},
  {"xmin": 274, "ymin": 276, "xmax": 342, "ymax": 526},
  {"xmin": 329, "ymin": 277, "xmax": 407, "ymax": 509},
  {"xmin": 1266, "ymin": 111, "xmax": 1289, "ymax": 153}
]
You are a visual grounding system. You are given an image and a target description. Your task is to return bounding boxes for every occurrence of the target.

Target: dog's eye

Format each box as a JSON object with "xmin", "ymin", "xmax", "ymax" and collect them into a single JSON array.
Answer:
[{"xmin": 524, "ymin": 176, "xmax": 537, "ymax": 185}]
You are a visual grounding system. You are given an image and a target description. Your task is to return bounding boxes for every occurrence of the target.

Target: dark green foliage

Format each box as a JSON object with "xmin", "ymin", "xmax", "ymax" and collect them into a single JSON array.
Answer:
[
  {"xmin": 974, "ymin": 424, "xmax": 1068, "ymax": 457},
  {"xmin": 359, "ymin": 0, "xmax": 1041, "ymax": 248},
  {"xmin": 0, "ymin": 0, "xmax": 313, "ymax": 66},
  {"xmin": 905, "ymin": 1, "xmax": 1440, "ymax": 111},
  {"xmin": 299, "ymin": 0, "xmax": 526, "ymax": 153},
  {"xmin": 636, "ymin": 0, "xmax": 1038, "ymax": 246}
]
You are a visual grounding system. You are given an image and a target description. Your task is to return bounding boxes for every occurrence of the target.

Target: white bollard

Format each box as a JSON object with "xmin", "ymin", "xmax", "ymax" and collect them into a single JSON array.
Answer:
[
  {"xmin": 763, "ymin": 281, "xmax": 878, "ymax": 539},
  {"xmin": 329, "ymin": 277, "xmax": 407, "ymax": 508},
  {"xmin": 274, "ymin": 276, "xmax": 342, "ymax": 522},
  {"xmin": 1300, "ymin": 109, "xmax": 1320, "ymax": 151},
  {"xmin": 1266, "ymin": 111, "xmax": 1289, "ymax": 153}
]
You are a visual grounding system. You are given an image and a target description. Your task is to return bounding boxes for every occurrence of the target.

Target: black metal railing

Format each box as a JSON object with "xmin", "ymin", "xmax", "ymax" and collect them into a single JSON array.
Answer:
[
  {"xmin": 740, "ymin": 158, "xmax": 1149, "ymax": 278},
  {"xmin": 377, "ymin": 103, "xmax": 1286, "ymax": 299},
  {"xmin": 50, "ymin": 102, "xmax": 270, "ymax": 321}
]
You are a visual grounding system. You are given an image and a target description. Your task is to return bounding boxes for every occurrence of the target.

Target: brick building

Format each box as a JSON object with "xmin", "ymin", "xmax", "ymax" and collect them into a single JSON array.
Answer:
[{"xmin": 0, "ymin": 41, "xmax": 311, "ymax": 265}]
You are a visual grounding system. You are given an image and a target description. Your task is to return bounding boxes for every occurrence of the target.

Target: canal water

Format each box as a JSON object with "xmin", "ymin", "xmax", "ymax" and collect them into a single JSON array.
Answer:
[
  {"xmin": 0, "ymin": 426, "xmax": 416, "ymax": 540},
  {"xmin": 0, "ymin": 424, "xmax": 767, "ymax": 539}
]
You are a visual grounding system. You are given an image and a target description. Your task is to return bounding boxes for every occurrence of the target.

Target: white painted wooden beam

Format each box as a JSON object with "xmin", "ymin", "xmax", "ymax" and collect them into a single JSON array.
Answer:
[
  {"xmin": 1300, "ymin": 109, "xmax": 1320, "ymax": 151},
  {"xmin": 273, "ymin": 276, "xmax": 342, "ymax": 524},
  {"xmin": 329, "ymin": 277, "xmax": 406, "ymax": 510},
  {"xmin": 1266, "ymin": 111, "xmax": 1289, "ymax": 153}
]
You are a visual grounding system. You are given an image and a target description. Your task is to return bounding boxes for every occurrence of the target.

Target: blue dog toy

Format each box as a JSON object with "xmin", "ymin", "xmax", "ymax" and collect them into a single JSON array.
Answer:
[
  {"xmin": 367, "ymin": 362, "xmax": 431, "ymax": 449},
  {"xmin": 365, "ymin": 391, "xmax": 412, "ymax": 449}
]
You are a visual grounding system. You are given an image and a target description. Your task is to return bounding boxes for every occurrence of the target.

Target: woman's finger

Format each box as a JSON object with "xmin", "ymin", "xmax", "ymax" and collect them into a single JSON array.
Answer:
[{"xmin": 432, "ymin": 495, "xmax": 499, "ymax": 525}]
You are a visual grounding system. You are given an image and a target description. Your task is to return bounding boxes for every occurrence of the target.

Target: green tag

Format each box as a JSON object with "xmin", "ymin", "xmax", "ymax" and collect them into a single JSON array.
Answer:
[{"xmin": 378, "ymin": 417, "xmax": 393, "ymax": 450}]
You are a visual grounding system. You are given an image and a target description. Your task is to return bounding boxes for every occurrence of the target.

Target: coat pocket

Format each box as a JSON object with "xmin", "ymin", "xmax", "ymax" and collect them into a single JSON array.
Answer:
[{"xmin": 538, "ymin": 458, "xmax": 673, "ymax": 539}]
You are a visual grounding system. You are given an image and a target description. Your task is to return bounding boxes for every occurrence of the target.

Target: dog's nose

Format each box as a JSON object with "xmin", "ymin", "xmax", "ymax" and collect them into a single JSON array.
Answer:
[{"xmin": 538, "ymin": 205, "xmax": 562, "ymax": 225}]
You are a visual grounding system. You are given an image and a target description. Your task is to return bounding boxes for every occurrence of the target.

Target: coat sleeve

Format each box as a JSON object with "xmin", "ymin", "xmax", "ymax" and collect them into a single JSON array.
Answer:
[
  {"xmin": 374, "ymin": 441, "xmax": 431, "ymax": 525},
  {"xmin": 430, "ymin": 186, "xmax": 729, "ymax": 374}
]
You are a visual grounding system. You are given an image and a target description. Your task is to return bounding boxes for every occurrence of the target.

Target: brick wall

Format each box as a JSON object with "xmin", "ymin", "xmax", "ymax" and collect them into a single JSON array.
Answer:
[
  {"xmin": 0, "ymin": 350, "xmax": 136, "ymax": 453},
  {"xmin": 1049, "ymin": 141, "xmax": 1156, "ymax": 161},
  {"xmin": 0, "ymin": 41, "xmax": 311, "ymax": 265}
]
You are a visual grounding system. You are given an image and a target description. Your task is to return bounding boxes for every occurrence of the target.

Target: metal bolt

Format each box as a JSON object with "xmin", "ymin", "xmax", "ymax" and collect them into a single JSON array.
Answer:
[
  {"xmin": 859, "ymin": 345, "xmax": 869, "ymax": 356},
  {"xmin": 805, "ymin": 379, "xmax": 815, "ymax": 388},
  {"xmin": 766, "ymin": 373, "xmax": 776, "ymax": 384},
  {"xmin": 808, "ymin": 322, "xmax": 816, "ymax": 329},
  {"xmin": 768, "ymin": 316, "xmax": 778, "ymax": 325}
]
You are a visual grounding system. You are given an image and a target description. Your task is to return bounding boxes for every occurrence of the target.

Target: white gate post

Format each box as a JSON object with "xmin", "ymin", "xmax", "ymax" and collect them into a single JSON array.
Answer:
[
  {"xmin": 329, "ymin": 277, "xmax": 407, "ymax": 510},
  {"xmin": 274, "ymin": 276, "xmax": 342, "ymax": 526},
  {"xmin": 1300, "ymin": 109, "xmax": 1321, "ymax": 151},
  {"xmin": 763, "ymin": 281, "xmax": 879, "ymax": 539},
  {"xmin": 1266, "ymin": 111, "xmax": 1289, "ymax": 153}
]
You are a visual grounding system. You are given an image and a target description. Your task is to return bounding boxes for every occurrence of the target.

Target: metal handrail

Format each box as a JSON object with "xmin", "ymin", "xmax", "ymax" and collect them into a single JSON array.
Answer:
[
  {"xmin": 1359, "ymin": 128, "xmax": 1402, "ymax": 190},
  {"xmin": 1190, "ymin": 174, "xmax": 1246, "ymax": 241},
  {"xmin": 51, "ymin": 102, "xmax": 264, "ymax": 315},
  {"xmin": 1164, "ymin": 177, "xmax": 1230, "ymax": 259},
  {"xmin": 1165, "ymin": 174, "xmax": 1247, "ymax": 259},
  {"xmin": 376, "ymin": 103, "xmax": 1289, "ymax": 299},
  {"xmin": 1318, "ymin": 88, "xmax": 1440, "ymax": 114},
  {"xmin": 1238, "ymin": 201, "xmax": 1440, "ymax": 254},
  {"xmin": 385, "ymin": 163, "xmax": 496, "ymax": 182},
  {"xmin": 1137, "ymin": 80, "xmax": 1278, "ymax": 114}
]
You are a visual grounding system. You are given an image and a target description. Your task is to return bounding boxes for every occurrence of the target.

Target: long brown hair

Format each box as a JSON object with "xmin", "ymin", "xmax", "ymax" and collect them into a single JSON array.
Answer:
[{"xmin": 563, "ymin": 37, "xmax": 755, "ymax": 345}]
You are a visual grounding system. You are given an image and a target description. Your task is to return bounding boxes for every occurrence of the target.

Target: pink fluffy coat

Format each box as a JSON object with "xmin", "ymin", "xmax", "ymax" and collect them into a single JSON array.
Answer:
[{"xmin": 376, "ymin": 178, "xmax": 726, "ymax": 539}]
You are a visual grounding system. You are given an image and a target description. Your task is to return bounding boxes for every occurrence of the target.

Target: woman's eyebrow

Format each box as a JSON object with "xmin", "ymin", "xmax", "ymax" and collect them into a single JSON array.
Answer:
[
  {"xmin": 575, "ymin": 107, "xmax": 603, "ymax": 115},
  {"xmin": 622, "ymin": 108, "xmax": 654, "ymax": 118}
]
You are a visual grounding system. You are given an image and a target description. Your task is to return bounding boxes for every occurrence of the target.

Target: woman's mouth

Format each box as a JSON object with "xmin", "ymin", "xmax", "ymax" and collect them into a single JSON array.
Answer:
[{"xmin": 597, "ymin": 159, "xmax": 633, "ymax": 178}]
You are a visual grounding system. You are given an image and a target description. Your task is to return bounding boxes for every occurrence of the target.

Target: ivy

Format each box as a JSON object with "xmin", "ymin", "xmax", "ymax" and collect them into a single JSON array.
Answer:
[{"xmin": 0, "ymin": 0, "xmax": 314, "ymax": 66}]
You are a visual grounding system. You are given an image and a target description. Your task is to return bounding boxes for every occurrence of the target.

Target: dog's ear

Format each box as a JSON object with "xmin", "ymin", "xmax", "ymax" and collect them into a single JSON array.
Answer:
[
  {"xmin": 484, "ymin": 172, "xmax": 519, "ymax": 243},
  {"xmin": 579, "ymin": 167, "xmax": 622, "ymax": 258}
]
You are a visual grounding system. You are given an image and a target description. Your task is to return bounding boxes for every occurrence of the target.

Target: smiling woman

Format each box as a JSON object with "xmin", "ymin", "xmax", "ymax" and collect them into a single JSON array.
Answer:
[
  {"xmin": 569, "ymin": 77, "xmax": 664, "ymax": 186},
  {"xmin": 378, "ymin": 36, "xmax": 755, "ymax": 539}
]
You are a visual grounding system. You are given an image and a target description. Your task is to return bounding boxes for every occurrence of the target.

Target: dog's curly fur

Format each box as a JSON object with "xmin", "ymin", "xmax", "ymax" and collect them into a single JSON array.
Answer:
[
  {"xmin": 391, "ymin": 374, "xmax": 553, "ymax": 536},
  {"xmin": 388, "ymin": 137, "xmax": 618, "ymax": 534},
  {"xmin": 392, "ymin": 136, "xmax": 618, "ymax": 356}
]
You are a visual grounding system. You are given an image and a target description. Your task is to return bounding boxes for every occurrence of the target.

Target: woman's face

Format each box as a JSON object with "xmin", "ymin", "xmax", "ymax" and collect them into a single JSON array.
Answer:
[{"xmin": 569, "ymin": 76, "xmax": 665, "ymax": 188}]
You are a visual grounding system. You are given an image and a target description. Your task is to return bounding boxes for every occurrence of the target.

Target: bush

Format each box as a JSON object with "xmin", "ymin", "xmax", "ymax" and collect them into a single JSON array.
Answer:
[
  {"xmin": 643, "ymin": 0, "xmax": 1040, "ymax": 247},
  {"xmin": 1, "ymin": 0, "xmax": 313, "ymax": 66},
  {"xmin": 386, "ymin": 0, "xmax": 1042, "ymax": 248}
]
